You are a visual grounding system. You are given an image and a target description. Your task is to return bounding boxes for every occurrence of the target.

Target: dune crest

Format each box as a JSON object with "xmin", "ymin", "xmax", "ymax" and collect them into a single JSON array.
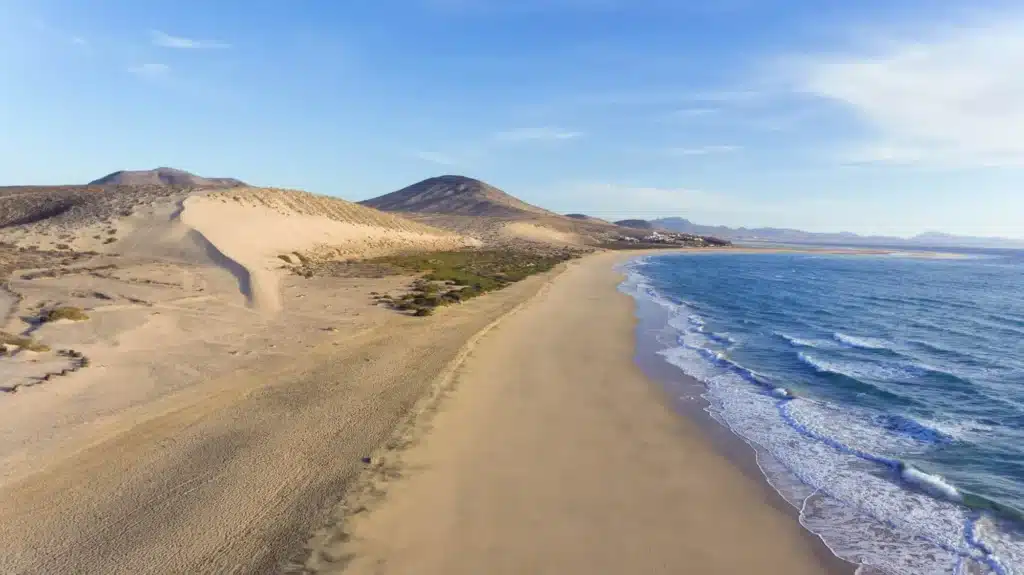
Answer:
[
  {"xmin": 179, "ymin": 188, "xmax": 476, "ymax": 312},
  {"xmin": 0, "ymin": 185, "xmax": 475, "ymax": 314}
]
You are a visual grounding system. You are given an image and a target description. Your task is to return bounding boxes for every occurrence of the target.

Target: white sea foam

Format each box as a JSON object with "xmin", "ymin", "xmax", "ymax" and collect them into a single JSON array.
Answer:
[
  {"xmin": 777, "ymin": 332, "xmax": 825, "ymax": 348},
  {"xmin": 900, "ymin": 464, "xmax": 963, "ymax": 503},
  {"xmin": 921, "ymin": 418, "xmax": 997, "ymax": 443},
  {"xmin": 796, "ymin": 351, "xmax": 930, "ymax": 384},
  {"xmin": 620, "ymin": 262, "xmax": 1019, "ymax": 574},
  {"xmin": 834, "ymin": 332, "xmax": 892, "ymax": 350},
  {"xmin": 797, "ymin": 351, "xmax": 846, "ymax": 375}
]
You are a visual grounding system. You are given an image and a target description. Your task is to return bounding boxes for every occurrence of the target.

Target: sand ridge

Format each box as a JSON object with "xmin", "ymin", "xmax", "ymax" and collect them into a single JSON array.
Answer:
[{"xmin": 180, "ymin": 188, "xmax": 477, "ymax": 312}]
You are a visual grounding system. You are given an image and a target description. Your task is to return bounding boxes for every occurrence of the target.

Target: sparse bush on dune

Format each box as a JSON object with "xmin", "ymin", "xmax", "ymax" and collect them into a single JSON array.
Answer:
[
  {"xmin": 41, "ymin": 306, "xmax": 89, "ymax": 323},
  {"xmin": 368, "ymin": 248, "xmax": 577, "ymax": 317},
  {"xmin": 0, "ymin": 331, "xmax": 50, "ymax": 352}
]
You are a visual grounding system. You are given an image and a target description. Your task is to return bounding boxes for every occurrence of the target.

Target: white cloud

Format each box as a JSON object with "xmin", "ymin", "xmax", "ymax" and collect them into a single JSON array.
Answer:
[
  {"xmin": 150, "ymin": 30, "xmax": 230, "ymax": 50},
  {"xmin": 128, "ymin": 63, "xmax": 170, "ymax": 80},
  {"xmin": 667, "ymin": 145, "xmax": 740, "ymax": 156},
  {"xmin": 790, "ymin": 16, "xmax": 1024, "ymax": 167},
  {"xmin": 494, "ymin": 127, "xmax": 582, "ymax": 142}
]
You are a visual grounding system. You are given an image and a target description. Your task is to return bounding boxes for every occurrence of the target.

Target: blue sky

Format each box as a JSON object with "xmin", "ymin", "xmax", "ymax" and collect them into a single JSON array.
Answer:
[{"xmin": 1, "ymin": 0, "xmax": 1021, "ymax": 238}]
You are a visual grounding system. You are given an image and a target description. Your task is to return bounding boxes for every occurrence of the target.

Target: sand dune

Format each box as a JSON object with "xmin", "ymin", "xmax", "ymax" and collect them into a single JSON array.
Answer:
[
  {"xmin": 1, "ymin": 185, "xmax": 474, "ymax": 312},
  {"xmin": 180, "ymin": 188, "xmax": 475, "ymax": 312},
  {"xmin": 499, "ymin": 221, "xmax": 580, "ymax": 245}
]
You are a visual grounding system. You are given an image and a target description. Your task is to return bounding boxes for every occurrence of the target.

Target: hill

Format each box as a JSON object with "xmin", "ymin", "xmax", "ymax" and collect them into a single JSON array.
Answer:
[
  {"xmin": 361, "ymin": 175, "xmax": 640, "ymax": 249},
  {"xmin": 88, "ymin": 167, "xmax": 246, "ymax": 188},
  {"xmin": 613, "ymin": 219, "xmax": 654, "ymax": 230},
  {"xmin": 565, "ymin": 213, "xmax": 612, "ymax": 224},
  {"xmin": 360, "ymin": 175, "xmax": 556, "ymax": 219}
]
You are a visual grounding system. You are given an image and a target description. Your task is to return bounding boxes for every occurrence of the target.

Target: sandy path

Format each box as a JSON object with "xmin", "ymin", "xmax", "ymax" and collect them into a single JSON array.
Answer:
[
  {"xmin": 0, "ymin": 269, "xmax": 557, "ymax": 574},
  {"xmin": 306, "ymin": 252, "xmax": 843, "ymax": 575}
]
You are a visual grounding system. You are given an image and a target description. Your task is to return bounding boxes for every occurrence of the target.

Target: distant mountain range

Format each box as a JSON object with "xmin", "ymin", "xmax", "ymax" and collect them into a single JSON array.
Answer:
[
  {"xmin": 36, "ymin": 167, "xmax": 1018, "ymax": 250},
  {"xmin": 649, "ymin": 217, "xmax": 1024, "ymax": 250},
  {"xmin": 89, "ymin": 167, "xmax": 245, "ymax": 188}
]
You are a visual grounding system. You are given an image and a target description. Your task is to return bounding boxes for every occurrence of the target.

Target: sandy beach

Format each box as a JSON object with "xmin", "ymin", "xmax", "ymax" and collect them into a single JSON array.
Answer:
[
  {"xmin": 297, "ymin": 250, "xmax": 847, "ymax": 575},
  {"xmin": 0, "ymin": 189, "xmax": 552, "ymax": 575},
  {"xmin": 0, "ymin": 236, "xmax": 859, "ymax": 573}
]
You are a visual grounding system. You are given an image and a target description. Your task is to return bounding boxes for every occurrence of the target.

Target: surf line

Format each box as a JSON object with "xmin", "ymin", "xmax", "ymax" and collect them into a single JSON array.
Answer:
[{"xmin": 775, "ymin": 399, "xmax": 1006, "ymax": 574}]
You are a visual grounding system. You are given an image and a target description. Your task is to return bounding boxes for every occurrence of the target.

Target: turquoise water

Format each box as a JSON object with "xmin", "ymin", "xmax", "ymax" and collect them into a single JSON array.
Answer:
[{"xmin": 620, "ymin": 250, "xmax": 1024, "ymax": 574}]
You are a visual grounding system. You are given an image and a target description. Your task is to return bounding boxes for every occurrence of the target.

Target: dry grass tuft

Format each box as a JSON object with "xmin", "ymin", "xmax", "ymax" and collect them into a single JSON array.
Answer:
[
  {"xmin": 0, "ymin": 331, "xmax": 50, "ymax": 352},
  {"xmin": 41, "ymin": 306, "xmax": 89, "ymax": 323}
]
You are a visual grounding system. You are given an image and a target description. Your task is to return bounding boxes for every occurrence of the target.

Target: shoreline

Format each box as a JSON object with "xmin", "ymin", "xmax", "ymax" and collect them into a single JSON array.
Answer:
[
  {"xmin": 300, "ymin": 250, "xmax": 851, "ymax": 574},
  {"xmin": 625, "ymin": 265, "xmax": 857, "ymax": 573},
  {"xmin": 1, "ymin": 245, "xmax": 938, "ymax": 573}
]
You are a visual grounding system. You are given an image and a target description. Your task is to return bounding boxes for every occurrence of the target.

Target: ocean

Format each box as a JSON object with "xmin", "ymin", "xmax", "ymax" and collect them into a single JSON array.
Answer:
[{"xmin": 620, "ymin": 250, "xmax": 1024, "ymax": 575}]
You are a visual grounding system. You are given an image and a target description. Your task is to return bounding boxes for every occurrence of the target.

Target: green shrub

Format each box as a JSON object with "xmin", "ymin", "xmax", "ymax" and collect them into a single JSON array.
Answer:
[
  {"xmin": 41, "ymin": 306, "xmax": 89, "ymax": 323},
  {"xmin": 0, "ymin": 331, "xmax": 50, "ymax": 352},
  {"xmin": 366, "ymin": 249, "xmax": 578, "ymax": 317}
]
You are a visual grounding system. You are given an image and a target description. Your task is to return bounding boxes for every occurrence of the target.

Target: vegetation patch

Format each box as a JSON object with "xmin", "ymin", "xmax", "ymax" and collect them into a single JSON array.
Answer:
[
  {"xmin": 41, "ymin": 306, "xmax": 89, "ymax": 323},
  {"xmin": 370, "ymin": 249, "xmax": 576, "ymax": 316},
  {"xmin": 0, "ymin": 331, "xmax": 50, "ymax": 352}
]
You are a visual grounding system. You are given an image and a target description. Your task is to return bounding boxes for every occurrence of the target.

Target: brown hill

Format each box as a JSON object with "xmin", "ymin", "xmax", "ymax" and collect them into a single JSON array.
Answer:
[
  {"xmin": 359, "ymin": 175, "xmax": 556, "ymax": 219},
  {"xmin": 566, "ymin": 213, "xmax": 613, "ymax": 225},
  {"xmin": 358, "ymin": 176, "xmax": 644, "ymax": 250},
  {"xmin": 88, "ymin": 167, "xmax": 245, "ymax": 188},
  {"xmin": 614, "ymin": 219, "xmax": 654, "ymax": 230}
]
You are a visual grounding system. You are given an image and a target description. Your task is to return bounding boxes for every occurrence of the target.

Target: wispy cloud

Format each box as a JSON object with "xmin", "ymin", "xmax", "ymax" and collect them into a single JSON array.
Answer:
[
  {"xmin": 401, "ymin": 127, "xmax": 580, "ymax": 170},
  {"xmin": 494, "ymin": 127, "xmax": 583, "ymax": 142},
  {"xmin": 787, "ymin": 15, "xmax": 1024, "ymax": 167},
  {"xmin": 411, "ymin": 150, "xmax": 461, "ymax": 166},
  {"xmin": 541, "ymin": 181, "xmax": 792, "ymax": 221},
  {"xmin": 128, "ymin": 63, "xmax": 170, "ymax": 81},
  {"xmin": 150, "ymin": 30, "xmax": 230, "ymax": 50},
  {"xmin": 667, "ymin": 145, "xmax": 740, "ymax": 156},
  {"xmin": 669, "ymin": 107, "xmax": 719, "ymax": 118},
  {"xmin": 421, "ymin": 0, "xmax": 754, "ymax": 16}
]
